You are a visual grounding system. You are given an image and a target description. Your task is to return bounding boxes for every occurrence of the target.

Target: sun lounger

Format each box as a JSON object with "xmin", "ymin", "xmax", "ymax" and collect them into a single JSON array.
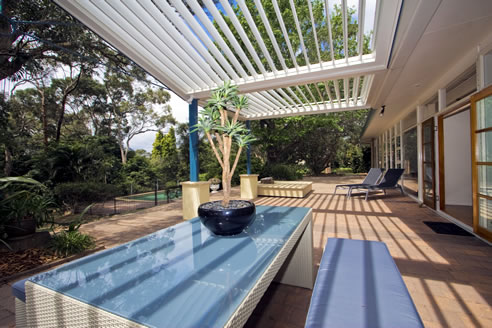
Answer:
[
  {"xmin": 348, "ymin": 168, "xmax": 405, "ymax": 200},
  {"xmin": 334, "ymin": 168, "xmax": 383, "ymax": 196}
]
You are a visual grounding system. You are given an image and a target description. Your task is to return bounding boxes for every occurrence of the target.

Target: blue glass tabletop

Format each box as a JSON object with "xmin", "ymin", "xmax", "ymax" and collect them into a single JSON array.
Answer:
[{"xmin": 29, "ymin": 205, "xmax": 310, "ymax": 328}]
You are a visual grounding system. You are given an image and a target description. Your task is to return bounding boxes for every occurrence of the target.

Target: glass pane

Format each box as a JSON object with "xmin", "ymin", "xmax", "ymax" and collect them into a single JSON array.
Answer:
[
  {"xmin": 479, "ymin": 197, "xmax": 492, "ymax": 232},
  {"xmin": 477, "ymin": 130, "xmax": 492, "ymax": 162},
  {"xmin": 423, "ymin": 124, "xmax": 432, "ymax": 143},
  {"xmin": 424, "ymin": 164, "xmax": 434, "ymax": 183},
  {"xmin": 476, "ymin": 94, "xmax": 492, "ymax": 130},
  {"xmin": 403, "ymin": 128, "xmax": 418, "ymax": 196},
  {"xmin": 478, "ymin": 165, "xmax": 492, "ymax": 197},
  {"xmin": 423, "ymin": 144, "xmax": 432, "ymax": 162}
]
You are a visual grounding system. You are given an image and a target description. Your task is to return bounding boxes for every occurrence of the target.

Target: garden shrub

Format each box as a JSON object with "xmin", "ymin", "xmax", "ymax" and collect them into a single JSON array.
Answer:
[
  {"xmin": 261, "ymin": 164, "xmax": 304, "ymax": 181},
  {"xmin": 334, "ymin": 167, "xmax": 353, "ymax": 175},
  {"xmin": 51, "ymin": 230, "xmax": 95, "ymax": 257},
  {"xmin": 54, "ymin": 182, "xmax": 121, "ymax": 210}
]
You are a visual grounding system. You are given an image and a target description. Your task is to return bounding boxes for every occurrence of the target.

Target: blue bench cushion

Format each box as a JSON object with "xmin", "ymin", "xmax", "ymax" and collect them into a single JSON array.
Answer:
[
  {"xmin": 12, "ymin": 278, "xmax": 29, "ymax": 303},
  {"xmin": 306, "ymin": 238, "xmax": 423, "ymax": 328}
]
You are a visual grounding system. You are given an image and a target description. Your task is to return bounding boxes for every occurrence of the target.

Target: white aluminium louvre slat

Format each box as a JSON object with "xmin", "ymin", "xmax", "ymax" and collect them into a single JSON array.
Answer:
[
  {"xmin": 360, "ymin": 74, "xmax": 374, "ymax": 103},
  {"xmin": 101, "ymin": 1, "xmax": 202, "ymax": 89},
  {"xmin": 136, "ymin": 0, "xmax": 220, "ymax": 85},
  {"xmin": 250, "ymin": 92, "xmax": 274, "ymax": 109},
  {"xmin": 286, "ymin": 87, "xmax": 310, "ymax": 113},
  {"xmin": 152, "ymin": 0, "xmax": 230, "ymax": 81},
  {"xmin": 218, "ymin": 0, "xmax": 267, "ymax": 75},
  {"xmin": 276, "ymin": 88, "xmax": 298, "ymax": 109},
  {"xmin": 289, "ymin": 0, "xmax": 310, "ymax": 67},
  {"xmin": 334, "ymin": 79, "xmax": 341, "ymax": 105},
  {"xmin": 126, "ymin": 0, "xmax": 215, "ymax": 86},
  {"xmin": 253, "ymin": 0, "xmax": 288, "ymax": 72},
  {"xmin": 303, "ymin": 85, "xmax": 320, "ymax": 111},
  {"xmin": 267, "ymin": 90, "xmax": 292, "ymax": 110},
  {"xmin": 307, "ymin": 0, "xmax": 322, "ymax": 67},
  {"xmin": 259, "ymin": 91, "xmax": 285, "ymax": 110},
  {"xmin": 324, "ymin": 0, "xmax": 335, "ymax": 64},
  {"xmin": 185, "ymin": 0, "xmax": 249, "ymax": 78},
  {"xmin": 323, "ymin": 81, "xmax": 334, "ymax": 108},
  {"xmin": 358, "ymin": 0, "xmax": 365, "ymax": 59},
  {"xmin": 352, "ymin": 76, "xmax": 360, "ymax": 104},
  {"xmin": 252, "ymin": 92, "xmax": 278, "ymax": 111},
  {"xmin": 294, "ymin": 86, "xmax": 314, "ymax": 111},
  {"xmin": 166, "ymin": 0, "xmax": 240, "ymax": 80},
  {"xmin": 202, "ymin": 0, "xmax": 257, "ymax": 76},
  {"xmin": 272, "ymin": 0, "xmax": 299, "ymax": 70},
  {"xmin": 88, "ymin": 1, "xmax": 191, "ymax": 91},
  {"xmin": 236, "ymin": 1, "xmax": 278, "ymax": 74},
  {"xmin": 343, "ymin": 78, "xmax": 349, "ymax": 105},
  {"xmin": 63, "ymin": 1, "xmax": 186, "ymax": 94},
  {"xmin": 314, "ymin": 83, "xmax": 327, "ymax": 110},
  {"xmin": 342, "ymin": 0, "xmax": 349, "ymax": 61}
]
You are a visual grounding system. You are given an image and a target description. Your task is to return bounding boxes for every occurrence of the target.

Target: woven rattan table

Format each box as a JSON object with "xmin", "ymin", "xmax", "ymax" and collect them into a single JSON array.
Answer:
[{"xmin": 22, "ymin": 205, "xmax": 314, "ymax": 327}]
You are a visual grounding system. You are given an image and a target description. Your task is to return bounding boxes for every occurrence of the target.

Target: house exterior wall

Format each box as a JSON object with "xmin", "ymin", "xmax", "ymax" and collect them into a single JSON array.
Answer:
[{"xmin": 443, "ymin": 110, "xmax": 472, "ymax": 206}]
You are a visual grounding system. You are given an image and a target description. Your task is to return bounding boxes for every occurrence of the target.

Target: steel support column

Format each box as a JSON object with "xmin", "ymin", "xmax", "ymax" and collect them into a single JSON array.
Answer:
[{"xmin": 189, "ymin": 99, "xmax": 199, "ymax": 182}]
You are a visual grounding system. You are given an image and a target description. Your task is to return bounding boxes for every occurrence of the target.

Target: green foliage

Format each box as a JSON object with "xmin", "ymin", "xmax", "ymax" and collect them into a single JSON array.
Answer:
[
  {"xmin": 333, "ymin": 167, "xmax": 353, "ymax": 175},
  {"xmin": 261, "ymin": 164, "xmax": 304, "ymax": 181},
  {"xmin": 51, "ymin": 231, "xmax": 95, "ymax": 257},
  {"xmin": 54, "ymin": 182, "xmax": 120, "ymax": 211},
  {"xmin": 151, "ymin": 127, "xmax": 179, "ymax": 187},
  {"xmin": 0, "ymin": 177, "xmax": 55, "ymax": 227}
]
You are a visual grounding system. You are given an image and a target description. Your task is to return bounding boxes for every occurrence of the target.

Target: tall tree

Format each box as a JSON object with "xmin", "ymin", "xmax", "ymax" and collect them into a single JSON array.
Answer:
[
  {"xmin": 0, "ymin": 0, "xmax": 137, "ymax": 82},
  {"xmin": 103, "ymin": 71, "xmax": 176, "ymax": 164}
]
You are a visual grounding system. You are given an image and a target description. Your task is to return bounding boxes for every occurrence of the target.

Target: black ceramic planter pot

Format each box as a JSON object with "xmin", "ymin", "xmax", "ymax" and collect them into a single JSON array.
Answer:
[
  {"xmin": 198, "ymin": 200, "xmax": 256, "ymax": 236},
  {"xmin": 5, "ymin": 217, "xmax": 36, "ymax": 238}
]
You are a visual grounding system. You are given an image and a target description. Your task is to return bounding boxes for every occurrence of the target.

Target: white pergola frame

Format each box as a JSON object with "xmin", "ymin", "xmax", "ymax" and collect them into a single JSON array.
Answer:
[{"xmin": 54, "ymin": 0, "xmax": 402, "ymax": 120}]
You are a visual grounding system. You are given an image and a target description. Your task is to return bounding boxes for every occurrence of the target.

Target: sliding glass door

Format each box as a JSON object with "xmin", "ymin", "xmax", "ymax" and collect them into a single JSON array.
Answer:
[{"xmin": 471, "ymin": 85, "xmax": 492, "ymax": 241}]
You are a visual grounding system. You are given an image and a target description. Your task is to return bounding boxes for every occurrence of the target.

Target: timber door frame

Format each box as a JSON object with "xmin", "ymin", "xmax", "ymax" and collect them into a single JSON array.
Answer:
[
  {"xmin": 422, "ymin": 117, "xmax": 436, "ymax": 209},
  {"xmin": 471, "ymin": 85, "xmax": 492, "ymax": 242}
]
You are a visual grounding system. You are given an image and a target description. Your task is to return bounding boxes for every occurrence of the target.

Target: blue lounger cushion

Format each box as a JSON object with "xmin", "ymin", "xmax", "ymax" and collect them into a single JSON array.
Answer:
[
  {"xmin": 12, "ymin": 278, "xmax": 29, "ymax": 303},
  {"xmin": 305, "ymin": 238, "xmax": 423, "ymax": 328}
]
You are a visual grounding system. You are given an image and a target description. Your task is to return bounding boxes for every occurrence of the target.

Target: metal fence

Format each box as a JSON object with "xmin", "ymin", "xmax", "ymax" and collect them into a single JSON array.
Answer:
[{"xmin": 74, "ymin": 186, "xmax": 182, "ymax": 216}]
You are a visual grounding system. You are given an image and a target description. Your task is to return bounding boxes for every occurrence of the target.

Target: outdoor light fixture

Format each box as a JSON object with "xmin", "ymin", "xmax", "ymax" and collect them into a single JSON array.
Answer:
[{"xmin": 380, "ymin": 105, "xmax": 386, "ymax": 117}]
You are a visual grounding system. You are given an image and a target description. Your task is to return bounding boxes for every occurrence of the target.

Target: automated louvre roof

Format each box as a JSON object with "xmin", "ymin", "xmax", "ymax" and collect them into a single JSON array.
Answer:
[{"xmin": 54, "ymin": 0, "xmax": 401, "ymax": 120}]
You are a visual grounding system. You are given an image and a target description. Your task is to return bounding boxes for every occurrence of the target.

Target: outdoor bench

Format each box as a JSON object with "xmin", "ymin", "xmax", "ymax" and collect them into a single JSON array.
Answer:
[
  {"xmin": 305, "ymin": 238, "xmax": 424, "ymax": 328},
  {"xmin": 257, "ymin": 180, "xmax": 313, "ymax": 198}
]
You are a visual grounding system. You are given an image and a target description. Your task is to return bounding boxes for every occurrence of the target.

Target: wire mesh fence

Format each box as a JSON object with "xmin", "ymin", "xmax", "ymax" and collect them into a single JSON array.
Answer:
[{"xmin": 73, "ymin": 186, "xmax": 182, "ymax": 216}]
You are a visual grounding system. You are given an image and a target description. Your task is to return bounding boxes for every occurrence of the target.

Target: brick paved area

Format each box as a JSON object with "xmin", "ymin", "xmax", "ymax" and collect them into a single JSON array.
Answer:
[{"xmin": 1, "ymin": 176, "xmax": 491, "ymax": 327}]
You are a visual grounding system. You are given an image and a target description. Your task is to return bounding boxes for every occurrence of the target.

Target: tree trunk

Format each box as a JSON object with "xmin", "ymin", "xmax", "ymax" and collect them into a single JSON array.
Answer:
[
  {"xmin": 221, "ymin": 136, "xmax": 231, "ymax": 207},
  {"xmin": 4, "ymin": 146, "xmax": 12, "ymax": 176},
  {"xmin": 56, "ymin": 71, "xmax": 82, "ymax": 142},
  {"xmin": 39, "ymin": 89, "xmax": 48, "ymax": 146}
]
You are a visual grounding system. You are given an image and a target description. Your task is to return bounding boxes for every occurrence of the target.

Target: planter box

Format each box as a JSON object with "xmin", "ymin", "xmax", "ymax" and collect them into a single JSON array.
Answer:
[{"xmin": 258, "ymin": 181, "xmax": 313, "ymax": 198}]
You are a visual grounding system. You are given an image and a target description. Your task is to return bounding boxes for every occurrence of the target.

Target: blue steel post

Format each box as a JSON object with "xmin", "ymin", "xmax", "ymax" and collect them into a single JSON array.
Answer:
[
  {"xmin": 189, "ymin": 99, "xmax": 199, "ymax": 182},
  {"xmin": 246, "ymin": 120, "xmax": 251, "ymax": 175}
]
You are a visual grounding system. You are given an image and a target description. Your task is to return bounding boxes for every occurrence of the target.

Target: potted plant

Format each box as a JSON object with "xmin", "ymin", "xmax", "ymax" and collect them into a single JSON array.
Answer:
[
  {"xmin": 0, "ymin": 177, "xmax": 55, "ymax": 242},
  {"xmin": 208, "ymin": 177, "xmax": 221, "ymax": 193},
  {"xmin": 194, "ymin": 82, "xmax": 256, "ymax": 235}
]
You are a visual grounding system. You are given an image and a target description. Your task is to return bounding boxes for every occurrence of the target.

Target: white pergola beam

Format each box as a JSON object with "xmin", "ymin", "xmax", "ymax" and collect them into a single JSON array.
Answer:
[
  {"xmin": 244, "ymin": 103, "xmax": 369, "ymax": 120},
  {"xmin": 189, "ymin": 58, "xmax": 383, "ymax": 99}
]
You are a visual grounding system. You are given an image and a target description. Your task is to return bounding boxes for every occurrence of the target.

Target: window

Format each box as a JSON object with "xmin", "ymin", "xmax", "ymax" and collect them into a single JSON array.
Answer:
[{"xmin": 403, "ymin": 128, "xmax": 418, "ymax": 196}]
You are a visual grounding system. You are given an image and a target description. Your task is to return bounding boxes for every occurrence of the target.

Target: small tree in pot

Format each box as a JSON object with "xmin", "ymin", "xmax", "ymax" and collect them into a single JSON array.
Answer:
[{"xmin": 193, "ymin": 82, "xmax": 256, "ymax": 235}]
